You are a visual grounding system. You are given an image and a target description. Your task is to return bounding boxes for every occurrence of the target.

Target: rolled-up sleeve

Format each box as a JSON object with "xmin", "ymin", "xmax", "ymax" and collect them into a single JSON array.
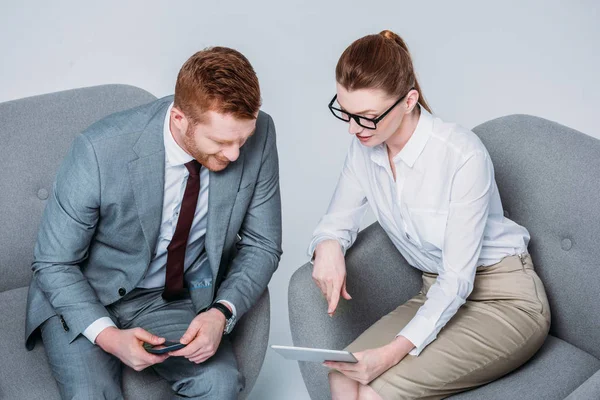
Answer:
[{"xmin": 398, "ymin": 152, "xmax": 493, "ymax": 355}]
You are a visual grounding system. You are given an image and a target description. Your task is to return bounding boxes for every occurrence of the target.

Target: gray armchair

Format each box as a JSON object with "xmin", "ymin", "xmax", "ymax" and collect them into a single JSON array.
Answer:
[
  {"xmin": 0, "ymin": 85, "xmax": 270, "ymax": 399},
  {"xmin": 289, "ymin": 115, "xmax": 600, "ymax": 399}
]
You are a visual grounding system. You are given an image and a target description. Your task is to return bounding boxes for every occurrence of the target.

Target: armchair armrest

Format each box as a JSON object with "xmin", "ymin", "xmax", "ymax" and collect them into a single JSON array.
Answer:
[
  {"xmin": 565, "ymin": 369, "xmax": 600, "ymax": 400},
  {"xmin": 288, "ymin": 222, "xmax": 422, "ymax": 400}
]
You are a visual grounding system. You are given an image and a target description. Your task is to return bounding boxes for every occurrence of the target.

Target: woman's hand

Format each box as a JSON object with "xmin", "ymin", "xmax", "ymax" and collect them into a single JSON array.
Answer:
[
  {"xmin": 312, "ymin": 239, "xmax": 352, "ymax": 316},
  {"xmin": 323, "ymin": 336, "xmax": 415, "ymax": 385}
]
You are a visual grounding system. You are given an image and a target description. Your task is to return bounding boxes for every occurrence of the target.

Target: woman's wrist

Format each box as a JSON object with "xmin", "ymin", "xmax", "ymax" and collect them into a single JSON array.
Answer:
[
  {"xmin": 316, "ymin": 239, "xmax": 341, "ymax": 252},
  {"xmin": 314, "ymin": 239, "xmax": 343, "ymax": 260},
  {"xmin": 384, "ymin": 335, "xmax": 415, "ymax": 365}
]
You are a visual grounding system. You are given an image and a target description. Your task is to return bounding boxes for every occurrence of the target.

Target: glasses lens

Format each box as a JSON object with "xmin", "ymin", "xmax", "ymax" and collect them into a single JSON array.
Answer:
[
  {"xmin": 331, "ymin": 107, "xmax": 350, "ymax": 121},
  {"xmin": 357, "ymin": 118, "xmax": 376, "ymax": 129}
]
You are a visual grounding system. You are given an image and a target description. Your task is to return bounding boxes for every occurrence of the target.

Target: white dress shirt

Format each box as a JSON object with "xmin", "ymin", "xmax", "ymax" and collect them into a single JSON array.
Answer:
[
  {"xmin": 83, "ymin": 103, "xmax": 235, "ymax": 344},
  {"xmin": 308, "ymin": 106, "xmax": 530, "ymax": 356}
]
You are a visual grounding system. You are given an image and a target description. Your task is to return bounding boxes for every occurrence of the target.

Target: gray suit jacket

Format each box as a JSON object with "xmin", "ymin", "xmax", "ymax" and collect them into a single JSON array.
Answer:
[{"xmin": 25, "ymin": 96, "xmax": 282, "ymax": 349}]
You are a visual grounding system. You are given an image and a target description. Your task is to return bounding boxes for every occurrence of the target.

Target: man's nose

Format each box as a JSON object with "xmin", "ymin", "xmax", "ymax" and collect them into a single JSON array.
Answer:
[{"xmin": 222, "ymin": 146, "xmax": 240, "ymax": 162}]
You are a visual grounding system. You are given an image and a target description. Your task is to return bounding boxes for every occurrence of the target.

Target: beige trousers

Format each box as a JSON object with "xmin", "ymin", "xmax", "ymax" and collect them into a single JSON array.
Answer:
[{"xmin": 342, "ymin": 254, "xmax": 551, "ymax": 400}]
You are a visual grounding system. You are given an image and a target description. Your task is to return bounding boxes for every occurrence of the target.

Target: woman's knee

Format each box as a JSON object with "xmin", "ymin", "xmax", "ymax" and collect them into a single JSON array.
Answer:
[
  {"xmin": 358, "ymin": 383, "xmax": 383, "ymax": 400},
  {"xmin": 329, "ymin": 369, "xmax": 349, "ymax": 384},
  {"xmin": 329, "ymin": 370, "xmax": 359, "ymax": 400}
]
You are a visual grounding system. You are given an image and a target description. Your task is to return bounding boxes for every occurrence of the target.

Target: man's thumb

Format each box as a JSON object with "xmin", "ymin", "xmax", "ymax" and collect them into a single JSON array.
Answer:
[
  {"xmin": 180, "ymin": 326, "xmax": 196, "ymax": 345},
  {"xmin": 136, "ymin": 328, "xmax": 164, "ymax": 345}
]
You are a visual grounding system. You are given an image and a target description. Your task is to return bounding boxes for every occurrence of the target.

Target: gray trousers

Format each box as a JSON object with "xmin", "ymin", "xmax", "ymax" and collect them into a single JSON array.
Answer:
[{"xmin": 40, "ymin": 287, "xmax": 244, "ymax": 400}]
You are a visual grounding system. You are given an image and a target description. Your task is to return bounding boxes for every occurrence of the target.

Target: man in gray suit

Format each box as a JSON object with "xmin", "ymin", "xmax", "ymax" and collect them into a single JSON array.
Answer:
[{"xmin": 24, "ymin": 47, "xmax": 282, "ymax": 399}]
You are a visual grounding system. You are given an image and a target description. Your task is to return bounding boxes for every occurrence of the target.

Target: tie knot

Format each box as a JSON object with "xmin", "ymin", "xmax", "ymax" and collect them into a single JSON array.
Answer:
[{"xmin": 185, "ymin": 160, "xmax": 201, "ymax": 176}]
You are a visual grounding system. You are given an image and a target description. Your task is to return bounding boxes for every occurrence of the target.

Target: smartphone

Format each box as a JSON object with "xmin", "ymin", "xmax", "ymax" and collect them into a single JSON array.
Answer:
[{"xmin": 143, "ymin": 340, "xmax": 186, "ymax": 354}]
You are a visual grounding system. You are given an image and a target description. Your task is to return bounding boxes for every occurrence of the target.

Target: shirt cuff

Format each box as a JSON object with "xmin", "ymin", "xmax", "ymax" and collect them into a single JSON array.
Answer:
[
  {"xmin": 216, "ymin": 300, "xmax": 237, "ymax": 319},
  {"xmin": 307, "ymin": 235, "xmax": 346, "ymax": 265},
  {"xmin": 397, "ymin": 314, "xmax": 437, "ymax": 356},
  {"xmin": 82, "ymin": 317, "xmax": 117, "ymax": 344}
]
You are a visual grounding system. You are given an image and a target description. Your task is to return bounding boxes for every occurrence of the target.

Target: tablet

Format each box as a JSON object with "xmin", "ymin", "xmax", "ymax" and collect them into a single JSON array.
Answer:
[{"xmin": 271, "ymin": 345, "xmax": 358, "ymax": 363}]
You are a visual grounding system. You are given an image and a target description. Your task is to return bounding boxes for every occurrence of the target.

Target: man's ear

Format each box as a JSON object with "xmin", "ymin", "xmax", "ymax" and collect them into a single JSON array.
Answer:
[{"xmin": 170, "ymin": 106, "xmax": 189, "ymax": 134}]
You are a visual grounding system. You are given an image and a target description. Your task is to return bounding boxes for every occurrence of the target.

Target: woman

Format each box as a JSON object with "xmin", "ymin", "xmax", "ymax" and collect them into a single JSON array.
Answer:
[{"xmin": 309, "ymin": 30, "xmax": 551, "ymax": 400}]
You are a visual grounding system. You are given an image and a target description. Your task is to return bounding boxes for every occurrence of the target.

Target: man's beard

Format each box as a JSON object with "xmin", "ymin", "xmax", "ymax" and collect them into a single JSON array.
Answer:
[{"xmin": 183, "ymin": 124, "xmax": 230, "ymax": 172}]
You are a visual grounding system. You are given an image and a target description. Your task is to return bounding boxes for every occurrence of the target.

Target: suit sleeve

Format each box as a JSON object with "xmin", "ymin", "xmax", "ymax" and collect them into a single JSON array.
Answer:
[
  {"xmin": 215, "ymin": 115, "xmax": 283, "ymax": 320},
  {"xmin": 32, "ymin": 134, "xmax": 111, "ymax": 342}
]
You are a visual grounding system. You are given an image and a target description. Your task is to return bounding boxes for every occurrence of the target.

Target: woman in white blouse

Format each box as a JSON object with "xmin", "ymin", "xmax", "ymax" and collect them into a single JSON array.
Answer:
[{"xmin": 310, "ymin": 30, "xmax": 551, "ymax": 400}]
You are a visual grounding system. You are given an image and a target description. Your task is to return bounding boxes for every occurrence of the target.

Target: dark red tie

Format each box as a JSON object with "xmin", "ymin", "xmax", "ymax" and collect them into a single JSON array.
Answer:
[{"xmin": 163, "ymin": 160, "xmax": 201, "ymax": 300}]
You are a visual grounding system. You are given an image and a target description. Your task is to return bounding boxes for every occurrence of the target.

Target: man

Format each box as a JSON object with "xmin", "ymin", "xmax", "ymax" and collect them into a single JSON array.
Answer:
[{"xmin": 24, "ymin": 47, "xmax": 282, "ymax": 399}]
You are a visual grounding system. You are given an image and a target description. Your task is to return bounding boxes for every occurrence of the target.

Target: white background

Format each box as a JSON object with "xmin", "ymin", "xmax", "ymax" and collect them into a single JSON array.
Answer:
[{"xmin": 1, "ymin": 1, "xmax": 598, "ymax": 399}]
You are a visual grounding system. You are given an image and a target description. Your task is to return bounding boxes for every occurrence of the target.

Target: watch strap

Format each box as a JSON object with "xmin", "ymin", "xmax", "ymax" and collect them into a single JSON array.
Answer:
[{"xmin": 208, "ymin": 302, "xmax": 233, "ymax": 320}]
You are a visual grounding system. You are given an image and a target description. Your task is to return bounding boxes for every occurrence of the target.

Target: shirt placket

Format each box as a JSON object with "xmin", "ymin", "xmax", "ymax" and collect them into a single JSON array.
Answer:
[
  {"xmin": 392, "ymin": 163, "xmax": 410, "ymax": 243},
  {"xmin": 396, "ymin": 162, "xmax": 424, "ymax": 253},
  {"xmin": 171, "ymin": 168, "xmax": 189, "ymax": 237},
  {"xmin": 377, "ymin": 156, "xmax": 402, "ymax": 239}
]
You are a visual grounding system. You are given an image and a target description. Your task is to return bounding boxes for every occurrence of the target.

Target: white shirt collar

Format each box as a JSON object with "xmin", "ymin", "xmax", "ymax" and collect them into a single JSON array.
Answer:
[
  {"xmin": 371, "ymin": 105, "xmax": 433, "ymax": 168},
  {"xmin": 163, "ymin": 102, "xmax": 194, "ymax": 167}
]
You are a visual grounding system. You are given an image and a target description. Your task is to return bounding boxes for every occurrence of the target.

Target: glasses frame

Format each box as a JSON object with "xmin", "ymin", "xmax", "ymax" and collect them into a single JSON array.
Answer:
[{"xmin": 328, "ymin": 87, "xmax": 415, "ymax": 130}]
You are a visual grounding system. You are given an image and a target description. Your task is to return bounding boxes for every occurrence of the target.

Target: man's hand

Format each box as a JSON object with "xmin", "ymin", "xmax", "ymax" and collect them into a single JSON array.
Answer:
[
  {"xmin": 323, "ymin": 336, "xmax": 415, "ymax": 385},
  {"xmin": 96, "ymin": 327, "xmax": 170, "ymax": 371},
  {"xmin": 168, "ymin": 308, "xmax": 227, "ymax": 364},
  {"xmin": 312, "ymin": 239, "xmax": 352, "ymax": 316}
]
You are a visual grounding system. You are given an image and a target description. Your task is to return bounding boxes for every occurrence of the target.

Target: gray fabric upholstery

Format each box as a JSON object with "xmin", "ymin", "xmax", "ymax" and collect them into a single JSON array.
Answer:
[
  {"xmin": 231, "ymin": 289, "xmax": 271, "ymax": 399},
  {"xmin": 0, "ymin": 287, "xmax": 59, "ymax": 400},
  {"xmin": 0, "ymin": 85, "xmax": 156, "ymax": 293},
  {"xmin": 0, "ymin": 85, "xmax": 270, "ymax": 399},
  {"xmin": 565, "ymin": 370, "xmax": 600, "ymax": 400},
  {"xmin": 449, "ymin": 336, "xmax": 600, "ymax": 400},
  {"xmin": 474, "ymin": 114, "xmax": 600, "ymax": 359},
  {"xmin": 289, "ymin": 114, "xmax": 600, "ymax": 399},
  {"xmin": 289, "ymin": 223, "xmax": 422, "ymax": 400}
]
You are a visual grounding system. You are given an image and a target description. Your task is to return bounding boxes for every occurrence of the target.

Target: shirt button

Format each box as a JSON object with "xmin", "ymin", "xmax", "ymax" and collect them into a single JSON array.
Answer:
[
  {"xmin": 37, "ymin": 188, "xmax": 49, "ymax": 200},
  {"xmin": 118, "ymin": 287, "xmax": 126, "ymax": 297}
]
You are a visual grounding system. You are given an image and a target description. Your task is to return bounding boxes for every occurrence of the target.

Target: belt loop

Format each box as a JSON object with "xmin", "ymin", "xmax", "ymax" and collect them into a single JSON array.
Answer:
[{"xmin": 517, "ymin": 253, "xmax": 526, "ymax": 270}]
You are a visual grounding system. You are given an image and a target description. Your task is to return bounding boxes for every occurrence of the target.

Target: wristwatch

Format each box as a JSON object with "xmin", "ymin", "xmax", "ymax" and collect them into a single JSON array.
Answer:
[{"xmin": 208, "ymin": 302, "xmax": 236, "ymax": 334}]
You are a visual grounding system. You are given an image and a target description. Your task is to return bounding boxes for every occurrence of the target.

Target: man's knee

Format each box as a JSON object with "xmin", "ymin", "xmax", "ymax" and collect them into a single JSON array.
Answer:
[
  {"xmin": 60, "ymin": 379, "xmax": 123, "ymax": 400},
  {"xmin": 173, "ymin": 362, "xmax": 243, "ymax": 399},
  {"xmin": 41, "ymin": 316, "xmax": 123, "ymax": 400}
]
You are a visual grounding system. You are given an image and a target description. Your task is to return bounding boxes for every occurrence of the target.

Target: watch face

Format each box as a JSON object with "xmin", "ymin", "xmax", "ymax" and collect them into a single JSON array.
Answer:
[{"xmin": 225, "ymin": 316, "xmax": 236, "ymax": 334}]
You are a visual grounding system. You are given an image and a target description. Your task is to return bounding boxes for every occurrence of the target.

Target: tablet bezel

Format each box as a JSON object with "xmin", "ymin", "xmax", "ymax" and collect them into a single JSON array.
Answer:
[{"xmin": 271, "ymin": 345, "xmax": 358, "ymax": 363}]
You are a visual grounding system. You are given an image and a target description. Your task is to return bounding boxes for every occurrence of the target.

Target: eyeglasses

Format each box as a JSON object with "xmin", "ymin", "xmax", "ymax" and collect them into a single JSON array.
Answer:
[{"xmin": 328, "ymin": 87, "xmax": 415, "ymax": 130}]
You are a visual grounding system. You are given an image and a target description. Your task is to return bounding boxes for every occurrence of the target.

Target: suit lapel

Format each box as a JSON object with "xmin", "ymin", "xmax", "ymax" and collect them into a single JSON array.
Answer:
[
  {"xmin": 126, "ymin": 97, "xmax": 243, "ymax": 278},
  {"xmin": 128, "ymin": 102, "xmax": 169, "ymax": 258},
  {"xmin": 206, "ymin": 153, "xmax": 244, "ymax": 278}
]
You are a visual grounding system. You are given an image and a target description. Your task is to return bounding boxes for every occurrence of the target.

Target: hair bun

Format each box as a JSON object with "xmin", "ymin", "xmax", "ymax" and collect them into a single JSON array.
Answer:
[{"xmin": 379, "ymin": 30, "xmax": 409, "ymax": 53}]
